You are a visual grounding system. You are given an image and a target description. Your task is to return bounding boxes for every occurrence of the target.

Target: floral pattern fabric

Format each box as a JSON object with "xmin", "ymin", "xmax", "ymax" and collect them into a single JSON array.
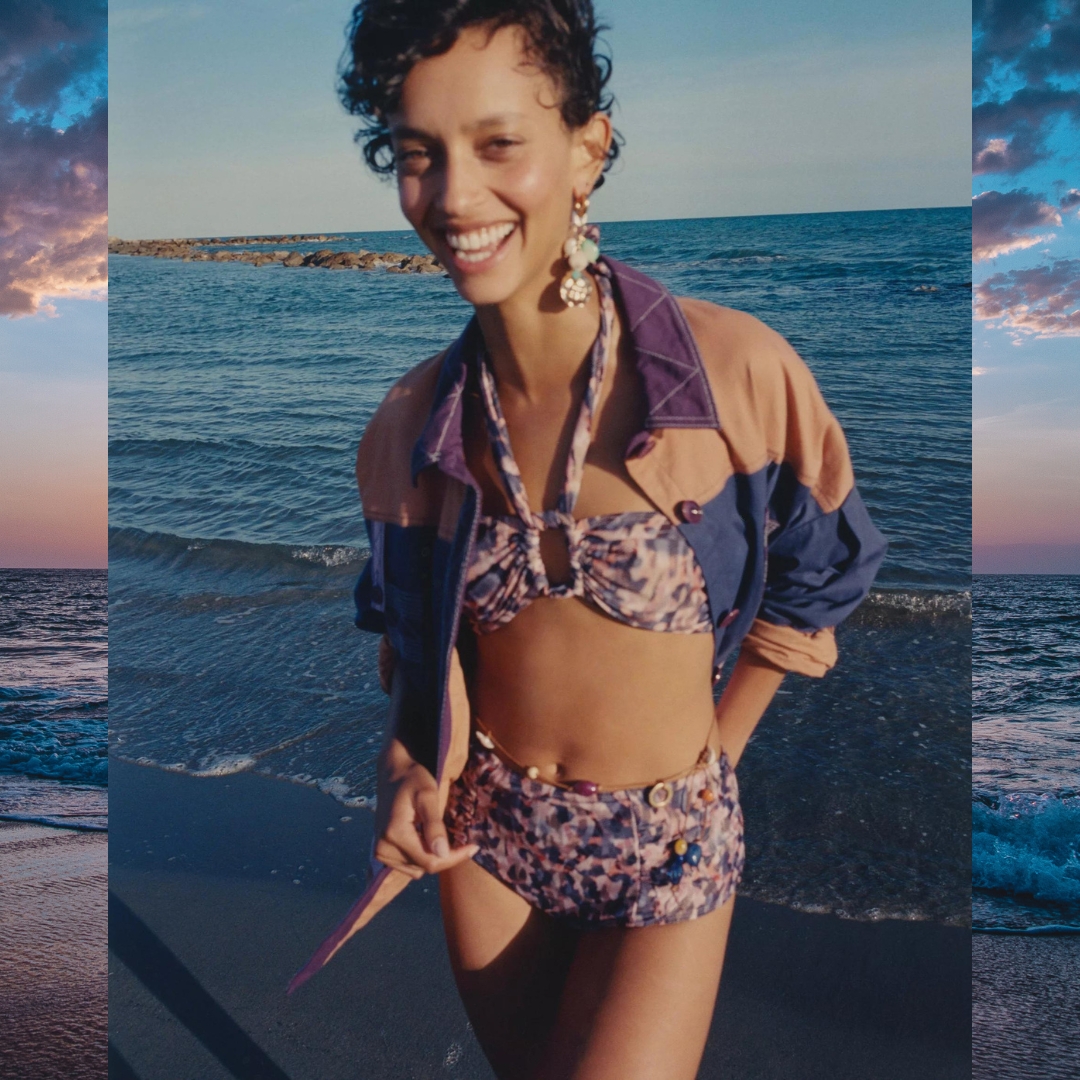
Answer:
[
  {"xmin": 445, "ymin": 741, "xmax": 745, "ymax": 927},
  {"xmin": 463, "ymin": 264, "xmax": 712, "ymax": 635}
]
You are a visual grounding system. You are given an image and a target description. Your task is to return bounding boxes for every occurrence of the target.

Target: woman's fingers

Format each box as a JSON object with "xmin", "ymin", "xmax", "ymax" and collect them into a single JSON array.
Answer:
[
  {"xmin": 378, "ymin": 788, "xmax": 479, "ymax": 876},
  {"xmin": 414, "ymin": 787, "xmax": 451, "ymax": 857}
]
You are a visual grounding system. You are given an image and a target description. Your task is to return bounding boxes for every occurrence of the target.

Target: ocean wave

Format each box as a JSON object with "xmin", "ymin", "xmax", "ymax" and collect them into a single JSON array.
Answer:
[
  {"xmin": 850, "ymin": 587, "xmax": 971, "ymax": 627},
  {"xmin": 973, "ymin": 791, "xmax": 1080, "ymax": 921},
  {"xmin": 973, "ymin": 923, "xmax": 1080, "ymax": 935},
  {"xmin": 702, "ymin": 248, "xmax": 787, "ymax": 262},
  {"xmin": 0, "ymin": 812, "xmax": 107, "ymax": 832},
  {"xmin": 0, "ymin": 686, "xmax": 62, "ymax": 702},
  {"xmin": 109, "ymin": 526, "xmax": 366, "ymax": 576}
]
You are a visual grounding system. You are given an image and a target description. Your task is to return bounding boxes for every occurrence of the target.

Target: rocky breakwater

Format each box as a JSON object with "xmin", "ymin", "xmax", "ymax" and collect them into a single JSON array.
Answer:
[{"xmin": 107, "ymin": 237, "xmax": 444, "ymax": 274}]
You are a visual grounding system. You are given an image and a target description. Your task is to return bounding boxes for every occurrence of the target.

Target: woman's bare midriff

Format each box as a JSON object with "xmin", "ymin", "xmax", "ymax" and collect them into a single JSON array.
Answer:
[{"xmin": 471, "ymin": 594, "xmax": 718, "ymax": 788}]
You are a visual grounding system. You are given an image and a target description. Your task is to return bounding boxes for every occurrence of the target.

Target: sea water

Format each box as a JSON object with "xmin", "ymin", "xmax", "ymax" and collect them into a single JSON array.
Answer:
[
  {"xmin": 108, "ymin": 207, "xmax": 970, "ymax": 924},
  {"xmin": 973, "ymin": 575, "xmax": 1080, "ymax": 933},
  {"xmin": 0, "ymin": 569, "xmax": 108, "ymax": 828}
]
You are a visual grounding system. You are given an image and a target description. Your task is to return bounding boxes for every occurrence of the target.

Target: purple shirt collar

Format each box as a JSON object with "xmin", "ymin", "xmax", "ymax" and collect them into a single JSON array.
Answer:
[{"xmin": 411, "ymin": 255, "xmax": 719, "ymax": 485}]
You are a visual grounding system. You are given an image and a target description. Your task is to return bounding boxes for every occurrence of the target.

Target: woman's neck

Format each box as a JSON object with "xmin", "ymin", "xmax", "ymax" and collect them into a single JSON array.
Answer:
[{"xmin": 475, "ymin": 272, "xmax": 602, "ymax": 403}]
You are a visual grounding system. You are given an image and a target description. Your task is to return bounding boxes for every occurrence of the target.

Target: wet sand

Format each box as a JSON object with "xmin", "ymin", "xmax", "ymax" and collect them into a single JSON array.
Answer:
[
  {"xmin": 973, "ymin": 932, "xmax": 1080, "ymax": 1080},
  {"xmin": 108, "ymin": 758, "xmax": 969, "ymax": 1079},
  {"xmin": 0, "ymin": 820, "xmax": 108, "ymax": 1080}
]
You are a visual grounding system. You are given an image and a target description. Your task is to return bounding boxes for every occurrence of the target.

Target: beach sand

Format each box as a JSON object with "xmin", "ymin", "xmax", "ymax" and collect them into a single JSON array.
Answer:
[
  {"xmin": 973, "ymin": 933, "xmax": 1080, "ymax": 1080},
  {"xmin": 108, "ymin": 758, "xmax": 969, "ymax": 1080},
  {"xmin": 0, "ymin": 820, "xmax": 108, "ymax": 1080}
]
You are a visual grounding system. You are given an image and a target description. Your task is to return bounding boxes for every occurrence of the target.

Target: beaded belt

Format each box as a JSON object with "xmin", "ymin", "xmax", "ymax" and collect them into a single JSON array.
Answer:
[{"xmin": 470, "ymin": 716, "xmax": 721, "ymax": 810}]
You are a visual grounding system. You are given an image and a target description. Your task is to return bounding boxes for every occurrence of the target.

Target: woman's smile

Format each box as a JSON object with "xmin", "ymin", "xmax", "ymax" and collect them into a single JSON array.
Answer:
[{"xmin": 441, "ymin": 220, "xmax": 519, "ymax": 272}]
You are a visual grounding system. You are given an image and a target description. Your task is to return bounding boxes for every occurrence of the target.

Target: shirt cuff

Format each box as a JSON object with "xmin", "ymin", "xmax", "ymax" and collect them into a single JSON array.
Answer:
[{"xmin": 741, "ymin": 618, "xmax": 838, "ymax": 678}]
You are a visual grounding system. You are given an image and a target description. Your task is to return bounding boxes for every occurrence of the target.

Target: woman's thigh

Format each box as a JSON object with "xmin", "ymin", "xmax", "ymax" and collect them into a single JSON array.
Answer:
[
  {"xmin": 537, "ymin": 895, "xmax": 736, "ymax": 1080},
  {"xmin": 439, "ymin": 857, "xmax": 578, "ymax": 1079}
]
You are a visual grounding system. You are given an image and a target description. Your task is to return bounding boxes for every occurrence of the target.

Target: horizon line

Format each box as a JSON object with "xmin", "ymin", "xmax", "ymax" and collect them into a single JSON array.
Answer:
[{"xmin": 110, "ymin": 203, "xmax": 970, "ymax": 244}]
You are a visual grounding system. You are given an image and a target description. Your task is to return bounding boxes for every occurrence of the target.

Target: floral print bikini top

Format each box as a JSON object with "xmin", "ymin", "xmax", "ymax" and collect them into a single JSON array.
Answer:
[{"xmin": 463, "ymin": 265, "xmax": 712, "ymax": 636}]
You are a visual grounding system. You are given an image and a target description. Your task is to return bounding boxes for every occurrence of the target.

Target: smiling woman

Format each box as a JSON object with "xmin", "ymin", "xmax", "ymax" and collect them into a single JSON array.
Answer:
[{"xmin": 285, "ymin": 3, "xmax": 887, "ymax": 1077}]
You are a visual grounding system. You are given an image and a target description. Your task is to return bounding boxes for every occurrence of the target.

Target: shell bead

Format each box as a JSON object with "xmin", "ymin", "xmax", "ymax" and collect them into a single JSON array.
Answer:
[
  {"xmin": 578, "ymin": 238, "xmax": 599, "ymax": 263},
  {"xmin": 526, "ymin": 766, "xmax": 540, "ymax": 780},
  {"xmin": 563, "ymin": 237, "xmax": 579, "ymax": 258},
  {"xmin": 648, "ymin": 781, "xmax": 672, "ymax": 809},
  {"xmin": 685, "ymin": 843, "xmax": 702, "ymax": 867},
  {"xmin": 673, "ymin": 837, "xmax": 689, "ymax": 857},
  {"xmin": 559, "ymin": 271, "xmax": 592, "ymax": 307},
  {"xmin": 568, "ymin": 248, "xmax": 590, "ymax": 271},
  {"xmin": 701, "ymin": 788, "xmax": 716, "ymax": 804},
  {"xmin": 572, "ymin": 780, "xmax": 599, "ymax": 797},
  {"xmin": 667, "ymin": 861, "xmax": 684, "ymax": 885},
  {"xmin": 475, "ymin": 731, "xmax": 495, "ymax": 750}
]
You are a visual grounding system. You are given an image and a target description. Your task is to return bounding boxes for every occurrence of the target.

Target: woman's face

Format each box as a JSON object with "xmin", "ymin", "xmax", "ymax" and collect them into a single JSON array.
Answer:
[{"xmin": 390, "ymin": 24, "xmax": 609, "ymax": 309}]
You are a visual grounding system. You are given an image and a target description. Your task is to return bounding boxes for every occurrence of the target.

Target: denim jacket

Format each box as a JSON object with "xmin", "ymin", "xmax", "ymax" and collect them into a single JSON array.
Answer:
[{"xmin": 288, "ymin": 256, "xmax": 886, "ymax": 990}]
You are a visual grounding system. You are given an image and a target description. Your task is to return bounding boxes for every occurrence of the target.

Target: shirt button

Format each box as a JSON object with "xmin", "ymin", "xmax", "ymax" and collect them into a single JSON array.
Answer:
[{"xmin": 678, "ymin": 500, "xmax": 703, "ymax": 524}]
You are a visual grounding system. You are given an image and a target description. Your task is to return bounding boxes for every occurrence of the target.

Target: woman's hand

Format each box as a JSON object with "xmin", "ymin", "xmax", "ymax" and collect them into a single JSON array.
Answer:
[{"xmin": 374, "ymin": 734, "xmax": 479, "ymax": 879}]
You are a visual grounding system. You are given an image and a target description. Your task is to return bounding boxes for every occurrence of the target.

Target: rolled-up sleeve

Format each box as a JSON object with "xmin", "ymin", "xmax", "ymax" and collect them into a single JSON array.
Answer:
[{"xmin": 741, "ymin": 366, "xmax": 887, "ymax": 676}]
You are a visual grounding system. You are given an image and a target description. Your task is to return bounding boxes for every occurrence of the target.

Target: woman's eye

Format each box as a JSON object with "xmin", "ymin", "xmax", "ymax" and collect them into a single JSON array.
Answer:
[
  {"xmin": 396, "ymin": 148, "xmax": 430, "ymax": 168},
  {"xmin": 485, "ymin": 137, "xmax": 521, "ymax": 154}
]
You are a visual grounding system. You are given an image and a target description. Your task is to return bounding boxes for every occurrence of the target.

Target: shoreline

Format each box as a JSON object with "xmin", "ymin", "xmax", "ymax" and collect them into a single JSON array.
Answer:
[
  {"xmin": 108, "ymin": 235, "xmax": 445, "ymax": 273},
  {"xmin": 109, "ymin": 757, "xmax": 969, "ymax": 1079},
  {"xmin": 0, "ymin": 819, "xmax": 107, "ymax": 1080}
]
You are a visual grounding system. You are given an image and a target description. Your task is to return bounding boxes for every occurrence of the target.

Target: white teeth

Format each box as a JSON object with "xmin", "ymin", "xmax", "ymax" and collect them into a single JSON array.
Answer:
[{"xmin": 446, "ymin": 222, "xmax": 515, "ymax": 256}]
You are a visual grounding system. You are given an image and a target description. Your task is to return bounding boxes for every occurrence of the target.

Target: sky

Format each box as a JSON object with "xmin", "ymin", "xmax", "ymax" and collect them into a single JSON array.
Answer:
[
  {"xmin": 0, "ymin": 1, "xmax": 107, "ymax": 569},
  {"xmin": 972, "ymin": 0, "xmax": 1080, "ymax": 573},
  {"xmin": 108, "ymin": 0, "xmax": 970, "ymax": 238}
]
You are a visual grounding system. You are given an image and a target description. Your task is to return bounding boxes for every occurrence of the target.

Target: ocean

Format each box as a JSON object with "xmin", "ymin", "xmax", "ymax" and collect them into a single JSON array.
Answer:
[
  {"xmin": 0, "ymin": 569, "xmax": 108, "ymax": 829},
  {"xmin": 108, "ymin": 207, "xmax": 971, "ymax": 925},
  {"xmin": 973, "ymin": 574, "xmax": 1080, "ymax": 933}
]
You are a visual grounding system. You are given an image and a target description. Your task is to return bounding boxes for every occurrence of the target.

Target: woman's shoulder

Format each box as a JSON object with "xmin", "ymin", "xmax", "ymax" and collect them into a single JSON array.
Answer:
[
  {"xmin": 675, "ymin": 296, "xmax": 817, "ymax": 398},
  {"xmin": 673, "ymin": 296, "xmax": 850, "ymax": 499},
  {"xmin": 355, "ymin": 349, "xmax": 448, "ymax": 513}
]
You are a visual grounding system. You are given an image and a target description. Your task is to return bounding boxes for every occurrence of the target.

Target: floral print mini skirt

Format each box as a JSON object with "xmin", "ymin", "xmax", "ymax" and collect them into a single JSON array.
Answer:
[{"xmin": 445, "ymin": 739, "xmax": 745, "ymax": 927}]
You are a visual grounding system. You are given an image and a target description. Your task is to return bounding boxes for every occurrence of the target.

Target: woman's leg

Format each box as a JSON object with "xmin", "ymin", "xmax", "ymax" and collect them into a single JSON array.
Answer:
[
  {"xmin": 442, "ymin": 854, "xmax": 735, "ymax": 1080},
  {"xmin": 537, "ymin": 894, "xmax": 736, "ymax": 1080},
  {"xmin": 439, "ymin": 857, "xmax": 579, "ymax": 1079}
]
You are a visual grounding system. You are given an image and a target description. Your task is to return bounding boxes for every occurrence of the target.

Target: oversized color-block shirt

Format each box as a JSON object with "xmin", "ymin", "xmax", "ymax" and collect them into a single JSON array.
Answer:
[{"xmin": 288, "ymin": 255, "xmax": 887, "ymax": 989}]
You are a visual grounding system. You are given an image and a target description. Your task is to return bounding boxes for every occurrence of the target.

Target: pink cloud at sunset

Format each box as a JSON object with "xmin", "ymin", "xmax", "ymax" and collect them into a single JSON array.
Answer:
[
  {"xmin": 1, "ymin": 0, "xmax": 107, "ymax": 569},
  {"xmin": 0, "ymin": 1, "xmax": 107, "ymax": 317},
  {"xmin": 971, "ymin": 188, "xmax": 1060, "ymax": 262},
  {"xmin": 975, "ymin": 259, "xmax": 1080, "ymax": 337}
]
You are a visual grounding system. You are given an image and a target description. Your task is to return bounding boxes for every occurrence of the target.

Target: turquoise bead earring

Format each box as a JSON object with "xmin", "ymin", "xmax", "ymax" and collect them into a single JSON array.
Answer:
[{"xmin": 559, "ymin": 195, "xmax": 600, "ymax": 308}]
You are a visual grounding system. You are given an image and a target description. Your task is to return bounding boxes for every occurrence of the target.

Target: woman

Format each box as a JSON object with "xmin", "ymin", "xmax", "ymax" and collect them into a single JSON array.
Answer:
[{"xmin": 291, "ymin": 2, "xmax": 887, "ymax": 1077}]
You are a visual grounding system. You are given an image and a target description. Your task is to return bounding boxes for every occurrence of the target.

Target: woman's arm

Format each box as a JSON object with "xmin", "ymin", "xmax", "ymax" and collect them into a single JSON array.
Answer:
[
  {"xmin": 713, "ymin": 652, "xmax": 785, "ymax": 768},
  {"xmin": 373, "ymin": 645, "xmax": 478, "ymax": 878}
]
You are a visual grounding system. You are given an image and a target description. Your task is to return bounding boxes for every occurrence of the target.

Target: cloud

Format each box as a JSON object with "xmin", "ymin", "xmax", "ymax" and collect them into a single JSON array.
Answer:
[
  {"xmin": 972, "ymin": 2, "xmax": 1080, "ymax": 175},
  {"xmin": 1061, "ymin": 188, "xmax": 1080, "ymax": 209},
  {"xmin": 972, "ymin": 367, "xmax": 988, "ymax": 376},
  {"xmin": 971, "ymin": 189, "xmax": 1061, "ymax": 261},
  {"xmin": 0, "ymin": 1, "xmax": 107, "ymax": 317},
  {"xmin": 974, "ymin": 259, "xmax": 1080, "ymax": 337}
]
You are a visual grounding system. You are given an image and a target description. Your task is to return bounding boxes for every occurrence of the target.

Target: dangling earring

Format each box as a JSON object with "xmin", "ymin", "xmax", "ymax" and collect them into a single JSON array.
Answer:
[{"xmin": 559, "ymin": 195, "xmax": 600, "ymax": 308}]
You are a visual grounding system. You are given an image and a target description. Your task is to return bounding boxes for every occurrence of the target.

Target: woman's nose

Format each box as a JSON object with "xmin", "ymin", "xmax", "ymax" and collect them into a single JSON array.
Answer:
[{"xmin": 433, "ymin": 149, "xmax": 484, "ymax": 219}]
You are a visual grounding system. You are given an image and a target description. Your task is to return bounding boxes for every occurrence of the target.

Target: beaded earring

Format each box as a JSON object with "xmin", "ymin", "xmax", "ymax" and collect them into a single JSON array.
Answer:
[{"xmin": 559, "ymin": 195, "xmax": 600, "ymax": 308}]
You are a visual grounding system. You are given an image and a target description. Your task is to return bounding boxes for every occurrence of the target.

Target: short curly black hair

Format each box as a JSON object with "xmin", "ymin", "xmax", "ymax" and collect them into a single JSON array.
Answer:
[{"xmin": 339, "ymin": 0, "xmax": 620, "ymax": 186}]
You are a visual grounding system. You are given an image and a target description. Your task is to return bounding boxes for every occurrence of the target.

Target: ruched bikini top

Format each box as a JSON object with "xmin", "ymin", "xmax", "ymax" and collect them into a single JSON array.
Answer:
[{"xmin": 463, "ymin": 265, "xmax": 712, "ymax": 635}]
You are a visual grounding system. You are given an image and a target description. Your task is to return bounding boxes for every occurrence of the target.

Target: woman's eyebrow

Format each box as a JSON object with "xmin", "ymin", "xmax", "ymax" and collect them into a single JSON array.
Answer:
[{"xmin": 390, "ymin": 113, "xmax": 527, "ymax": 140}]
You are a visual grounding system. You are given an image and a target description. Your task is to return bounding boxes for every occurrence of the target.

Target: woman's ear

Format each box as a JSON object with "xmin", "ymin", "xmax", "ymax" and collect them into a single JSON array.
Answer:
[{"xmin": 573, "ymin": 110, "xmax": 613, "ymax": 193}]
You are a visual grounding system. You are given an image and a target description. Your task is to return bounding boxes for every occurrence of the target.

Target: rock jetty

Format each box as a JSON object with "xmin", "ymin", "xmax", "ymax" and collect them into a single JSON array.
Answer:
[{"xmin": 107, "ymin": 236, "xmax": 444, "ymax": 274}]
